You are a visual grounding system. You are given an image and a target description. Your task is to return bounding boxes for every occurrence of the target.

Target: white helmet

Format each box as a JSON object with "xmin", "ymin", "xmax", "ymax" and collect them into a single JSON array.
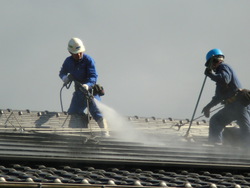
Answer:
[{"xmin": 67, "ymin": 37, "xmax": 85, "ymax": 54}]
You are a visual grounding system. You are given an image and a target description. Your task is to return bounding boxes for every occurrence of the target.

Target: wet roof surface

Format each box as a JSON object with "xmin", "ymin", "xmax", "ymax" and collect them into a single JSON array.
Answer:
[{"xmin": 0, "ymin": 109, "xmax": 249, "ymax": 187}]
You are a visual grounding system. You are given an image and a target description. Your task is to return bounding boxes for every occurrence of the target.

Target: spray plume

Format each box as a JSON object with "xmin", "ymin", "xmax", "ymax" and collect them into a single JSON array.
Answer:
[
  {"xmin": 94, "ymin": 100, "xmax": 247, "ymax": 164},
  {"xmin": 94, "ymin": 99, "xmax": 183, "ymax": 147},
  {"xmin": 95, "ymin": 99, "xmax": 147, "ymax": 142}
]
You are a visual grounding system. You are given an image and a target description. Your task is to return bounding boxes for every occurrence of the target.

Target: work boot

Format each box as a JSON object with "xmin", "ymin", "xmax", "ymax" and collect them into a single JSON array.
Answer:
[{"xmin": 97, "ymin": 118, "xmax": 110, "ymax": 137}]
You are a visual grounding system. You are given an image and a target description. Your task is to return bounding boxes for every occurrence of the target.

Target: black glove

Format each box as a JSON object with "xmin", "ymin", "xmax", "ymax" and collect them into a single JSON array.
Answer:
[
  {"xmin": 201, "ymin": 103, "xmax": 213, "ymax": 118},
  {"xmin": 67, "ymin": 74, "xmax": 74, "ymax": 81},
  {"xmin": 202, "ymin": 105, "xmax": 210, "ymax": 118},
  {"xmin": 93, "ymin": 84, "xmax": 105, "ymax": 96},
  {"xmin": 204, "ymin": 68, "xmax": 213, "ymax": 77}
]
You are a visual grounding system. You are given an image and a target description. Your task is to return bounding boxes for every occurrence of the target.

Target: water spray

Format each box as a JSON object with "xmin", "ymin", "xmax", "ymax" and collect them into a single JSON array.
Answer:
[
  {"xmin": 94, "ymin": 99, "xmax": 146, "ymax": 142},
  {"xmin": 94, "ymin": 100, "xmax": 187, "ymax": 147}
]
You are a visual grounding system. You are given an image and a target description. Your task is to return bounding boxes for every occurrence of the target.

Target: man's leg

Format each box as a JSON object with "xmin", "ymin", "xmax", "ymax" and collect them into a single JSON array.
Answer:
[
  {"xmin": 68, "ymin": 91, "xmax": 87, "ymax": 114},
  {"xmin": 236, "ymin": 105, "xmax": 250, "ymax": 147},
  {"xmin": 88, "ymin": 100, "xmax": 103, "ymax": 121},
  {"xmin": 89, "ymin": 96, "xmax": 109, "ymax": 137},
  {"xmin": 209, "ymin": 107, "xmax": 234, "ymax": 144}
]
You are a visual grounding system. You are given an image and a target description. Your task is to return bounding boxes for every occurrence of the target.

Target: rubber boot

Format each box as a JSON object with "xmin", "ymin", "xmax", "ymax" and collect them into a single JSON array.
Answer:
[{"xmin": 97, "ymin": 118, "xmax": 110, "ymax": 137}]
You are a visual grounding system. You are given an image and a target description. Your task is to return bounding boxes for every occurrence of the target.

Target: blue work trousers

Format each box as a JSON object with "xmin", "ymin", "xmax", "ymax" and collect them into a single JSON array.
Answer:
[
  {"xmin": 209, "ymin": 101, "xmax": 250, "ymax": 146},
  {"xmin": 68, "ymin": 90, "xmax": 102, "ymax": 121}
]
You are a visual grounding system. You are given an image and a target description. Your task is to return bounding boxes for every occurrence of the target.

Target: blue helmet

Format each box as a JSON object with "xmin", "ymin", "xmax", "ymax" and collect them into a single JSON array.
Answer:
[
  {"xmin": 205, "ymin": 48, "xmax": 224, "ymax": 67},
  {"xmin": 206, "ymin": 48, "xmax": 224, "ymax": 61}
]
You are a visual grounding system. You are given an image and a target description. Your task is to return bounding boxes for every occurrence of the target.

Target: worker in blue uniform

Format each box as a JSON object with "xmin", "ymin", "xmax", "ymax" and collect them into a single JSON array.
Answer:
[
  {"xmin": 202, "ymin": 48, "xmax": 250, "ymax": 146},
  {"xmin": 59, "ymin": 37, "xmax": 109, "ymax": 137}
]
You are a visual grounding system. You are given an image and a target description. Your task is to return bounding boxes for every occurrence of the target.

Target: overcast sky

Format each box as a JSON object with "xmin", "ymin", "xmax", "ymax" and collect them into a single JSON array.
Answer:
[{"xmin": 1, "ymin": 0, "xmax": 250, "ymax": 119}]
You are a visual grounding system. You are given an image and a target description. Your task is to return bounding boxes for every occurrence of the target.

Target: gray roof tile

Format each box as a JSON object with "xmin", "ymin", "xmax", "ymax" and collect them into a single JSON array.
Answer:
[{"xmin": 0, "ymin": 109, "xmax": 249, "ymax": 187}]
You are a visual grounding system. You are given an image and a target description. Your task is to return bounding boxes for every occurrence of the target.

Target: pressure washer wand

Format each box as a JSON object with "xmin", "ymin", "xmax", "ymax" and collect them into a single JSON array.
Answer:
[
  {"xmin": 59, "ymin": 75, "xmax": 94, "ymax": 113},
  {"xmin": 185, "ymin": 75, "xmax": 207, "ymax": 138},
  {"xmin": 67, "ymin": 74, "xmax": 94, "ymax": 101},
  {"xmin": 72, "ymin": 79, "xmax": 95, "ymax": 137},
  {"xmin": 75, "ymin": 82, "xmax": 94, "ymax": 101}
]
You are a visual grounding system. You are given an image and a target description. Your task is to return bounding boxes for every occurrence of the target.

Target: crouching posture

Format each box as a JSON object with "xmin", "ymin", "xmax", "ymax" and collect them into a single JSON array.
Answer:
[
  {"xmin": 59, "ymin": 37, "xmax": 109, "ymax": 137},
  {"xmin": 202, "ymin": 48, "xmax": 250, "ymax": 147}
]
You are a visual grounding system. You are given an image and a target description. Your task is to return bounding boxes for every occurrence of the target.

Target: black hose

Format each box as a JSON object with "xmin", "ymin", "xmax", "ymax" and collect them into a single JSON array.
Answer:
[
  {"xmin": 60, "ymin": 80, "xmax": 73, "ymax": 113},
  {"xmin": 60, "ymin": 85, "xmax": 65, "ymax": 112},
  {"xmin": 192, "ymin": 105, "xmax": 224, "ymax": 122}
]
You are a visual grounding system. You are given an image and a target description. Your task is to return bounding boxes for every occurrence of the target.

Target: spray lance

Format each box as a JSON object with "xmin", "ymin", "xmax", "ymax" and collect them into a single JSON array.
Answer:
[
  {"xmin": 184, "ymin": 57, "xmax": 216, "ymax": 138},
  {"xmin": 68, "ymin": 75, "xmax": 94, "ymax": 101},
  {"xmin": 59, "ymin": 74, "xmax": 94, "ymax": 113},
  {"xmin": 184, "ymin": 76, "xmax": 207, "ymax": 138}
]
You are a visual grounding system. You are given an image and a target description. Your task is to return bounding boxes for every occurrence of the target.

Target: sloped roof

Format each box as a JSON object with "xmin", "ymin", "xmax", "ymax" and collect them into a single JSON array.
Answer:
[{"xmin": 0, "ymin": 109, "xmax": 249, "ymax": 187}]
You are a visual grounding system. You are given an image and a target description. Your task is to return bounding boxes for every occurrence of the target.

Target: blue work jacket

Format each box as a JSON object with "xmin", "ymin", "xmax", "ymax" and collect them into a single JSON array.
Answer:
[
  {"xmin": 208, "ymin": 63, "xmax": 242, "ymax": 107},
  {"xmin": 59, "ymin": 54, "xmax": 98, "ymax": 88}
]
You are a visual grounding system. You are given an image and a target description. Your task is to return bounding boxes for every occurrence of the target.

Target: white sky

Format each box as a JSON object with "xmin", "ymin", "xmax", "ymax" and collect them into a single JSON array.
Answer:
[{"xmin": 1, "ymin": 0, "xmax": 250, "ymax": 119}]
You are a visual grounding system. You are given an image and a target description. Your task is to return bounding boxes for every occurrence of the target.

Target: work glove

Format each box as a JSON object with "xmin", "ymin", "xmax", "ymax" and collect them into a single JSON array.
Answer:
[
  {"xmin": 82, "ymin": 84, "xmax": 89, "ymax": 90},
  {"xmin": 202, "ymin": 104, "xmax": 211, "ymax": 118},
  {"xmin": 204, "ymin": 68, "xmax": 212, "ymax": 77}
]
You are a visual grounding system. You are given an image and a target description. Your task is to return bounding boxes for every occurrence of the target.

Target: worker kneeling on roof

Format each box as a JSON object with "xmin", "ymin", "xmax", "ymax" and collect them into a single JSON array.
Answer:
[
  {"xmin": 202, "ymin": 48, "xmax": 250, "ymax": 147},
  {"xmin": 59, "ymin": 37, "xmax": 109, "ymax": 137}
]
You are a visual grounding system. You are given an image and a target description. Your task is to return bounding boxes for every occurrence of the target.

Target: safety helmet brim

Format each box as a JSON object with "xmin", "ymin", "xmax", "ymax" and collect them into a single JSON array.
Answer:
[{"xmin": 68, "ymin": 48, "xmax": 85, "ymax": 54}]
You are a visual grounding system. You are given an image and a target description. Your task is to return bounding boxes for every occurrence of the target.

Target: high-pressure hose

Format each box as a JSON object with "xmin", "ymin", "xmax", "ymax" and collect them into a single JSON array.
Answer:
[
  {"xmin": 60, "ymin": 85, "xmax": 65, "ymax": 112},
  {"xmin": 60, "ymin": 81, "xmax": 72, "ymax": 112}
]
